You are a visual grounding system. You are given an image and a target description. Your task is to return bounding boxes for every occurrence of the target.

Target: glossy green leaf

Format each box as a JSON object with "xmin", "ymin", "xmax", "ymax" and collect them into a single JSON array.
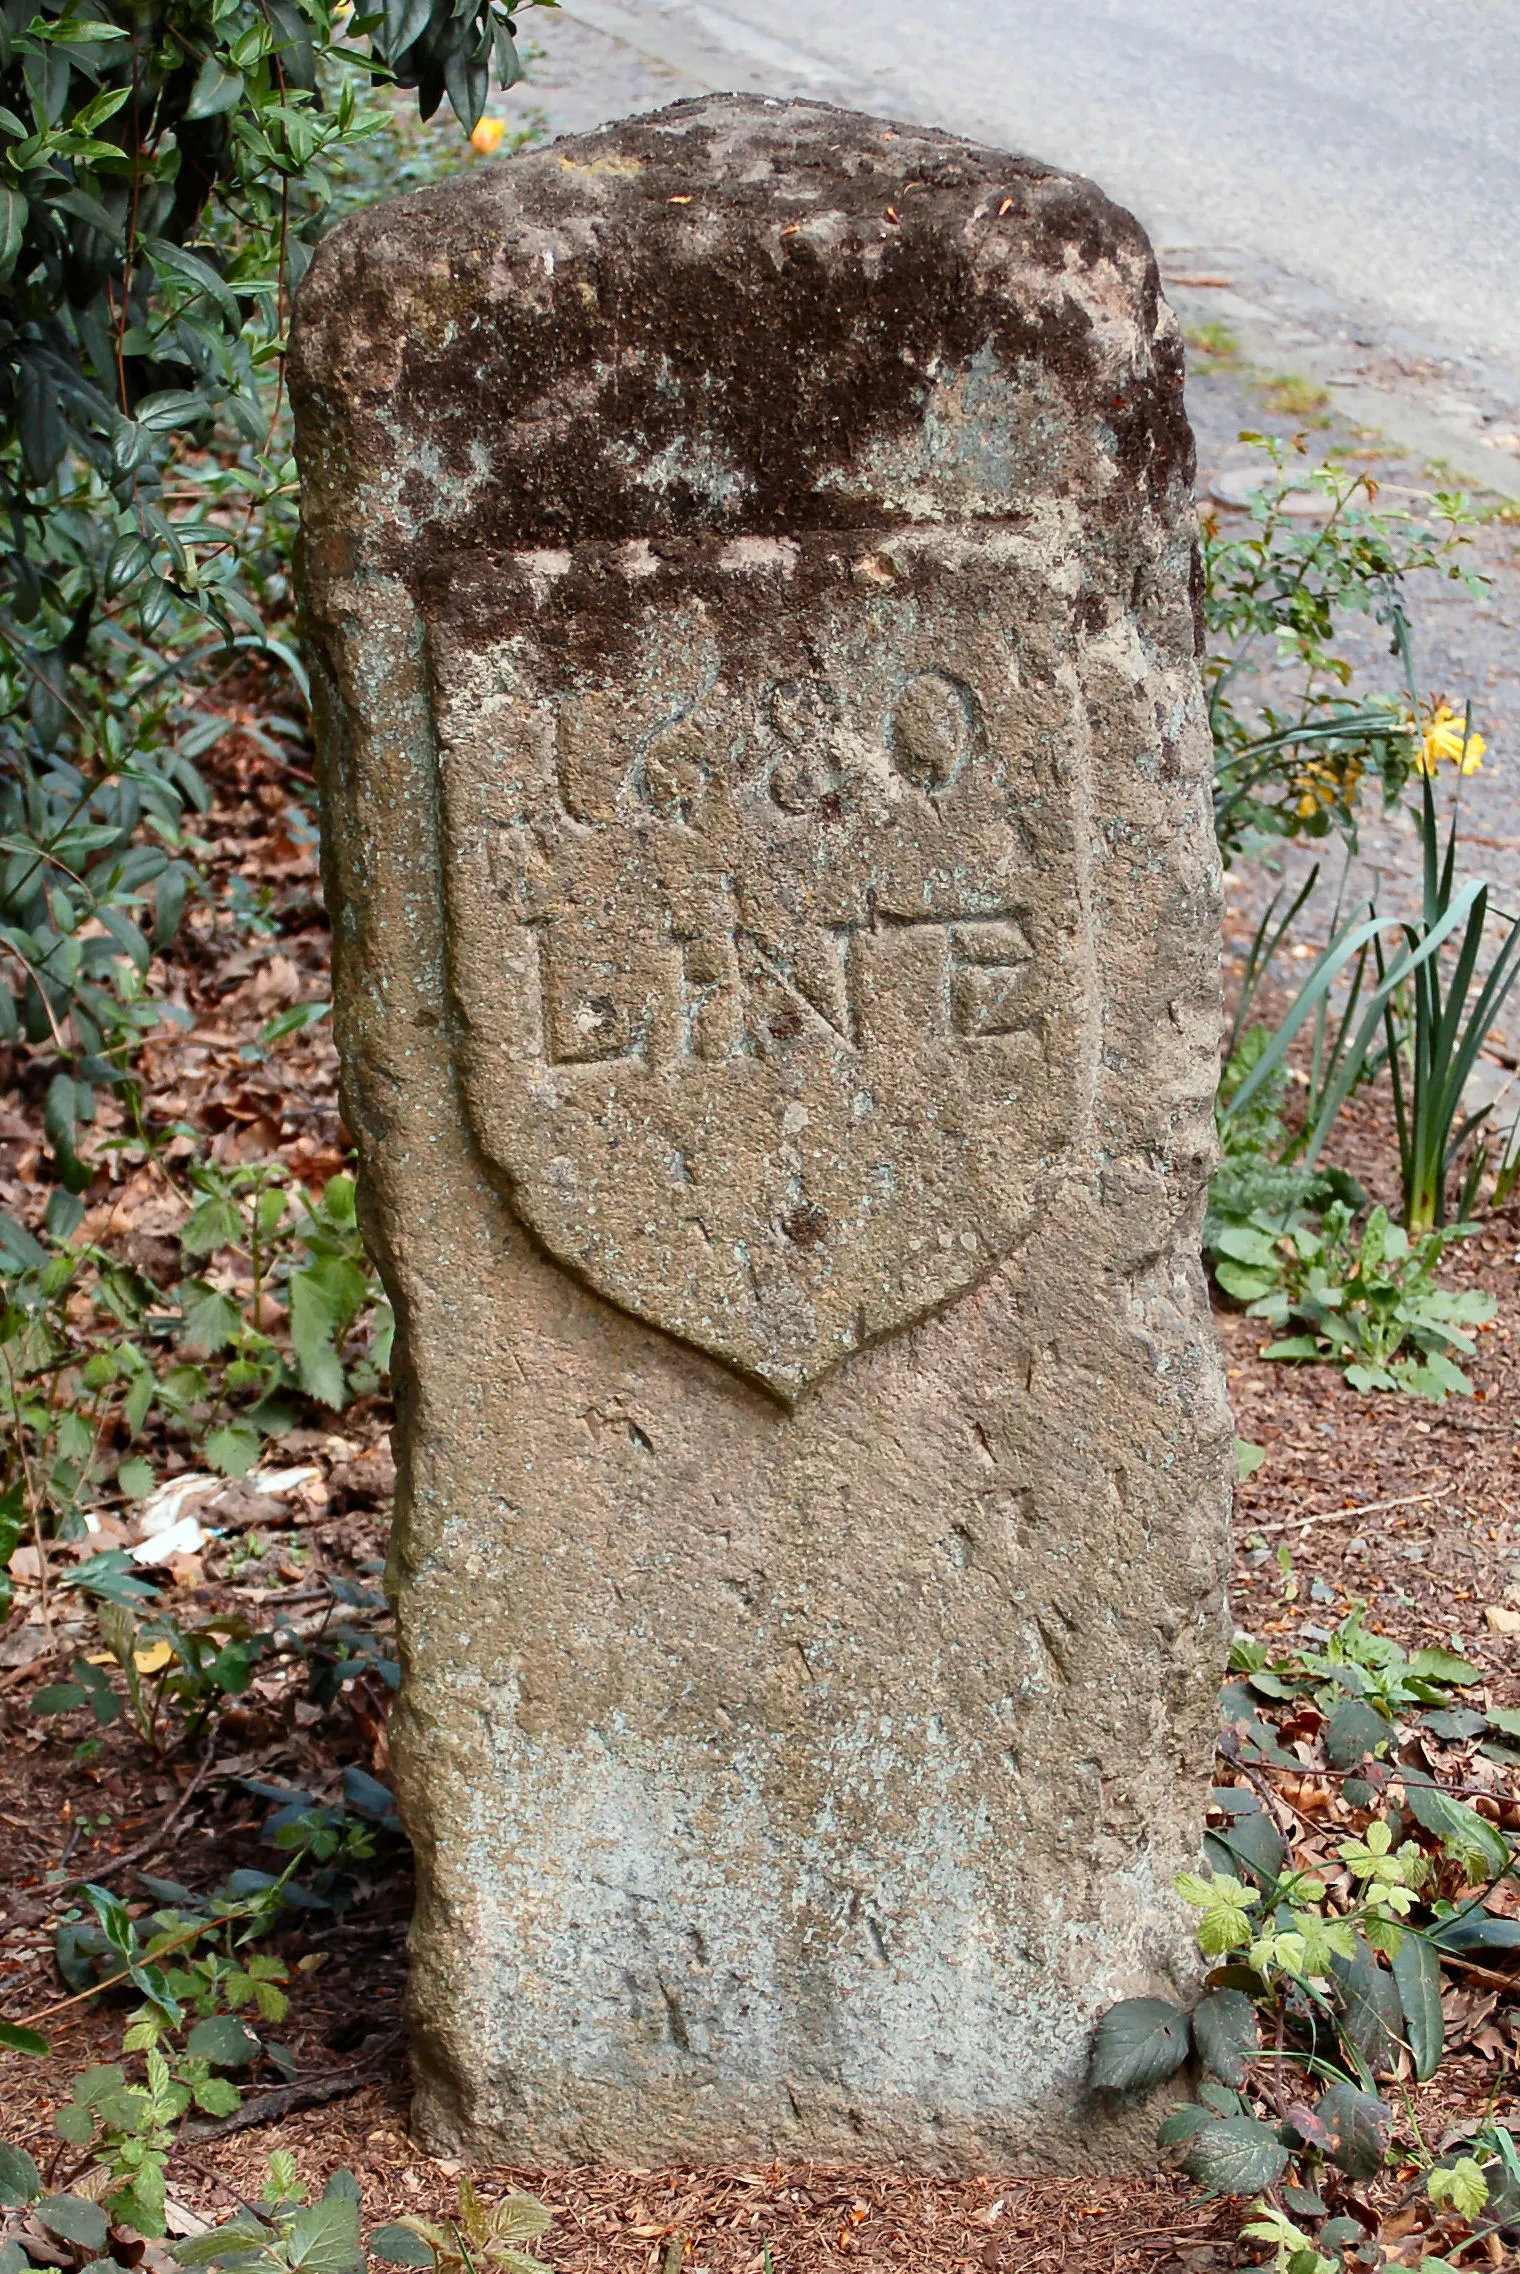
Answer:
[
  {"xmin": 1087, "ymin": 1997, "xmax": 1191, "ymax": 2092},
  {"xmin": 1191, "ymin": 1987, "xmax": 1259, "ymax": 2087},
  {"xmin": 1427, "ymin": 1903, "xmax": 1520, "ymax": 1953},
  {"xmin": 183, "ymin": 55, "xmax": 244, "ymax": 116},
  {"xmin": 145, "ymin": 237, "xmax": 241, "ymax": 328},
  {"xmin": 0, "ymin": 2143, "xmax": 41, "ymax": 2204},
  {"xmin": 36, "ymin": 21, "xmax": 130, "ymax": 42},
  {"xmin": 0, "ymin": 2022, "xmax": 49, "ymax": 2058},
  {"xmin": 1402, "ymin": 1773, "xmax": 1511, "ymax": 1879},
  {"xmin": 1389, "ymin": 1932, "xmax": 1444, "ymax": 2080},
  {"xmin": 1179, "ymin": 2114, "xmax": 1290, "ymax": 2196},
  {"xmin": 0, "ymin": 185, "xmax": 25, "ymax": 277},
  {"xmin": 379, "ymin": 0, "xmax": 434, "ymax": 58}
]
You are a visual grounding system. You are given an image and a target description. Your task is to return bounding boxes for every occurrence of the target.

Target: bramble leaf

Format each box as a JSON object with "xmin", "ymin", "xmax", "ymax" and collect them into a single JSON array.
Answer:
[
  {"xmin": 284, "ymin": 2195, "xmax": 365, "ymax": 2274},
  {"xmin": 1180, "ymin": 2115, "xmax": 1290, "ymax": 2195},
  {"xmin": 185, "ymin": 2014, "xmax": 262, "ymax": 2068},
  {"xmin": 36, "ymin": 2195, "xmax": 110, "ymax": 2251},
  {"xmin": 0, "ymin": 2144, "xmax": 41, "ymax": 2205},
  {"xmin": 1191, "ymin": 1988, "xmax": 1259, "ymax": 2088},
  {"xmin": 1427, "ymin": 2157, "xmax": 1488, "ymax": 2221},
  {"xmin": 368, "ymin": 2228, "xmax": 438, "ymax": 2269},
  {"xmin": 1314, "ymin": 2080, "xmax": 1391, "ymax": 2179},
  {"xmin": 1088, "ymin": 1997, "xmax": 1191, "ymax": 2092}
]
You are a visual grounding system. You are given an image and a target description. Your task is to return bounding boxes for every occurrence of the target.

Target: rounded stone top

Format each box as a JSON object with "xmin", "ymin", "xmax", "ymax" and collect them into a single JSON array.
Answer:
[{"xmin": 290, "ymin": 94, "xmax": 1191, "ymax": 558}]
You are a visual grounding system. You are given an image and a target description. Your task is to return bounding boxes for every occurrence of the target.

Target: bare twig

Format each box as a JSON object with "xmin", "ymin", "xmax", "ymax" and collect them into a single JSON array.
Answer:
[
  {"xmin": 1248, "ymin": 1489, "xmax": 1444, "ymax": 1537},
  {"xmin": 180, "ymin": 2031, "xmax": 405, "ymax": 2142},
  {"xmin": 52, "ymin": 1743, "xmax": 218, "ymax": 1893},
  {"xmin": 1432, "ymin": 1952, "xmax": 1520, "ymax": 1993},
  {"xmin": 8, "ymin": 1907, "xmax": 226, "ymax": 2030}
]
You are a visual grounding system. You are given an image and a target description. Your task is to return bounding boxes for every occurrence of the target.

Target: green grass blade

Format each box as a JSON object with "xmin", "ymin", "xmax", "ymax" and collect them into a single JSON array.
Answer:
[{"xmin": 1225, "ymin": 885, "xmax": 1485, "ymax": 1130}]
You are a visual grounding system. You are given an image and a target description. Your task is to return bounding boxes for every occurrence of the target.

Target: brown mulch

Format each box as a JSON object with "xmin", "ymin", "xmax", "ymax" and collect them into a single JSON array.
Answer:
[
  {"xmin": 173, "ymin": 2147, "xmax": 1238, "ymax": 2274},
  {"xmin": 0, "ymin": 676, "xmax": 1240, "ymax": 2274},
  {"xmin": 7, "ymin": 488, "xmax": 1520, "ymax": 2274},
  {"xmin": 11, "ymin": 879, "xmax": 1518, "ymax": 2274},
  {"xmin": 1227, "ymin": 1074, "xmax": 1520, "ymax": 1660}
]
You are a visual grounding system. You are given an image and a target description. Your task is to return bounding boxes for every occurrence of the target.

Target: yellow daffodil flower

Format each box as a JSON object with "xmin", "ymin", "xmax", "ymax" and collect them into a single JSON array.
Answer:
[{"xmin": 1419, "ymin": 700, "xmax": 1486, "ymax": 777}]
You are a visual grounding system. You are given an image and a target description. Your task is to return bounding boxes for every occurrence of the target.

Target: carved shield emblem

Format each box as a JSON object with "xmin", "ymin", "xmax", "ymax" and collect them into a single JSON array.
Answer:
[{"xmin": 429, "ymin": 528, "xmax": 1097, "ymax": 1401}]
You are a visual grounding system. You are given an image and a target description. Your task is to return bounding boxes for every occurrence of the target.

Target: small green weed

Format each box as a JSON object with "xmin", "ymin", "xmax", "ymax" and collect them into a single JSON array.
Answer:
[
  {"xmin": 1214, "ymin": 1200, "xmax": 1492, "ymax": 1398},
  {"xmin": 1, "ymin": 1868, "xmax": 296, "ymax": 2230},
  {"xmin": 33, "ymin": 1597, "xmax": 266, "ymax": 1753},
  {"xmin": 1265, "ymin": 373, "xmax": 1332, "ymax": 423},
  {"xmin": 0, "ymin": 1769, "xmax": 406, "ymax": 2259},
  {"xmin": 1187, "ymin": 320, "xmax": 1241, "ymax": 366},
  {"xmin": 0, "ymin": 1154, "xmax": 391, "ymax": 1566},
  {"xmin": 370, "ymin": 2181, "xmax": 553, "ymax": 2274},
  {"xmin": 29, "ymin": 1565, "xmax": 397, "ymax": 1759},
  {"xmin": 1092, "ymin": 1608, "xmax": 1520, "ymax": 2268},
  {"xmin": 50, "ymin": 2050, "xmax": 229, "ymax": 2234},
  {"xmin": 172, "ymin": 2168, "xmax": 368, "ymax": 2274}
]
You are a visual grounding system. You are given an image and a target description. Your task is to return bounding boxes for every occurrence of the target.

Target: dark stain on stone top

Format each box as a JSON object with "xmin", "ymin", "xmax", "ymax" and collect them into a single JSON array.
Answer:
[{"xmin": 290, "ymin": 95, "xmax": 1195, "ymax": 573}]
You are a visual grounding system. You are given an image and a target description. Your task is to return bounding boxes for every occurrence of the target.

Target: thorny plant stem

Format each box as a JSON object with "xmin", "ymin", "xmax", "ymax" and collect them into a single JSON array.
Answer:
[
  {"xmin": 1246, "ymin": 1746, "xmax": 1520, "ymax": 1810},
  {"xmin": 1, "ymin": 1318, "xmax": 58, "ymax": 1641},
  {"xmin": 0, "ymin": 938, "xmax": 70, "ymax": 1049},
  {"xmin": 11, "ymin": 1845, "xmax": 299, "ymax": 2030},
  {"xmin": 11, "ymin": 1911, "xmax": 224, "ymax": 2028}
]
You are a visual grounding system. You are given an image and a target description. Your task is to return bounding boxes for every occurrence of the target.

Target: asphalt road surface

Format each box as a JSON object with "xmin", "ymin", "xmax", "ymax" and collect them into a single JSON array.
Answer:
[{"xmin": 549, "ymin": 0, "xmax": 1520, "ymax": 385}]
